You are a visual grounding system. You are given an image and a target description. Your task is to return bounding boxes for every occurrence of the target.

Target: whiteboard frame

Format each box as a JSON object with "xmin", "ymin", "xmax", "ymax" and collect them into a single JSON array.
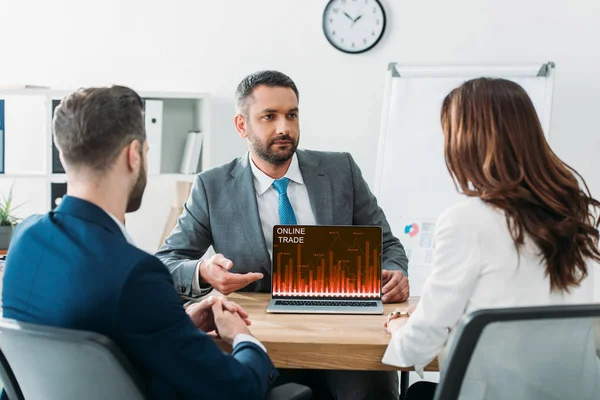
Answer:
[{"xmin": 374, "ymin": 62, "xmax": 556, "ymax": 197}]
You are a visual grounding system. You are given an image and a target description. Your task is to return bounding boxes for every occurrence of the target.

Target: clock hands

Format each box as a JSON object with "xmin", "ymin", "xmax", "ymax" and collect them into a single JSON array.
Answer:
[
  {"xmin": 342, "ymin": 7, "xmax": 364, "ymax": 28},
  {"xmin": 351, "ymin": 14, "xmax": 363, "ymax": 26},
  {"xmin": 351, "ymin": 1, "xmax": 366, "ymax": 27}
]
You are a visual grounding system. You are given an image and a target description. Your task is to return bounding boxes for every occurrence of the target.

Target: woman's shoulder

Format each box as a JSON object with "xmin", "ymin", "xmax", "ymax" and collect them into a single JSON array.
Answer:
[{"xmin": 438, "ymin": 197, "xmax": 502, "ymax": 229}]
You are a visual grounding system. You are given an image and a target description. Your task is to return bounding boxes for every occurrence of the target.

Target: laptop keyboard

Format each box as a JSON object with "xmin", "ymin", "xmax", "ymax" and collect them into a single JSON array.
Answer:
[{"xmin": 274, "ymin": 300, "xmax": 378, "ymax": 307}]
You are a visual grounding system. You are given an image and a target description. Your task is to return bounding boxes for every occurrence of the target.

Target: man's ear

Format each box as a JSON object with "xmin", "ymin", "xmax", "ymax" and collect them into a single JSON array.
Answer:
[
  {"xmin": 234, "ymin": 114, "xmax": 248, "ymax": 139},
  {"xmin": 126, "ymin": 140, "xmax": 142, "ymax": 172}
]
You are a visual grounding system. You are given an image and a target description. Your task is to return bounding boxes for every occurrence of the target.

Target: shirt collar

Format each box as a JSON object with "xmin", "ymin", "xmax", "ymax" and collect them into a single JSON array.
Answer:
[
  {"xmin": 248, "ymin": 152, "xmax": 305, "ymax": 196},
  {"xmin": 104, "ymin": 210, "xmax": 135, "ymax": 245}
]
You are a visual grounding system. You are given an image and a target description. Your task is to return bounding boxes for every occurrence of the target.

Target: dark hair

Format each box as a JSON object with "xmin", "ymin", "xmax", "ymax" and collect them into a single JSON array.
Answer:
[
  {"xmin": 441, "ymin": 77, "xmax": 600, "ymax": 292},
  {"xmin": 235, "ymin": 70, "xmax": 299, "ymax": 116},
  {"xmin": 53, "ymin": 85, "xmax": 145, "ymax": 173}
]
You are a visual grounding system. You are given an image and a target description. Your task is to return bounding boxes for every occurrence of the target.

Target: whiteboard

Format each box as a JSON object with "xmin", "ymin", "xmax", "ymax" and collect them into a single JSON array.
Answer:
[{"xmin": 375, "ymin": 63, "xmax": 556, "ymax": 295}]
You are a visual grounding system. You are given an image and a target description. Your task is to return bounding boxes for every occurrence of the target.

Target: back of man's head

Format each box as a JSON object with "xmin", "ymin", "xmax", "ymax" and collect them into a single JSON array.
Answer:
[{"xmin": 53, "ymin": 86, "xmax": 145, "ymax": 175}]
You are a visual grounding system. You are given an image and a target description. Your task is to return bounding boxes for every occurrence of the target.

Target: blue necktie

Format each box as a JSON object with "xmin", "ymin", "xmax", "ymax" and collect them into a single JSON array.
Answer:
[{"xmin": 272, "ymin": 177, "xmax": 297, "ymax": 225}]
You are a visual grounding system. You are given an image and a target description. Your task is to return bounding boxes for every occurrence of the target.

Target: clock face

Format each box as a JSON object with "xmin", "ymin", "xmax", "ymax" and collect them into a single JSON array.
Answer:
[{"xmin": 323, "ymin": 0, "xmax": 386, "ymax": 54}]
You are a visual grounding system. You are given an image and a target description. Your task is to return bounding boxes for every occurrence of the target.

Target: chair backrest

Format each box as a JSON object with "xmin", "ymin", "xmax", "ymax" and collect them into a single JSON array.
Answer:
[
  {"xmin": 0, "ymin": 346, "xmax": 24, "ymax": 400},
  {"xmin": 434, "ymin": 304, "xmax": 600, "ymax": 400},
  {"xmin": 0, "ymin": 318, "xmax": 147, "ymax": 400},
  {"xmin": 594, "ymin": 318, "xmax": 600, "ymax": 358}
]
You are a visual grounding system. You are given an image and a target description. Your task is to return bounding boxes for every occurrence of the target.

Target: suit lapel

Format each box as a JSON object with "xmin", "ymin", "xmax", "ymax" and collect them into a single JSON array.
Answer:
[
  {"xmin": 227, "ymin": 154, "xmax": 272, "ymax": 275},
  {"xmin": 297, "ymin": 150, "xmax": 333, "ymax": 225}
]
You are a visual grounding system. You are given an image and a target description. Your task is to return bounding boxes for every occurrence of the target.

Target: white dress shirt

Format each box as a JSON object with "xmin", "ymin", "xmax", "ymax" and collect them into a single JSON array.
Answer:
[
  {"xmin": 249, "ymin": 152, "xmax": 317, "ymax": 260},
  {"xmin": 106, "ymin": 211, "xmax": 135, "ymax": 245},
  {"xmin": 107, "ymin": 210, "xmax": 266, "ymax": 353},
  {"xmin": 382, "ymin": 198, "xmax": 596, "ymax": 385},
  {"xmin": 191, "ymin": 261, "xmax": 213, "ymax": 296}
]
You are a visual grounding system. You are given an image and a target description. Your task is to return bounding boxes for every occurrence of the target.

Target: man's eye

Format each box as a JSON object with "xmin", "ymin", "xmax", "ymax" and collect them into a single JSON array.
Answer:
[
  {"xmin": 262, "ymin": 114, "xmax": 274, "ymax": 121},
  {"xmin": 287, "ymin": 113, "xmax": 298, "ymax": 119}
]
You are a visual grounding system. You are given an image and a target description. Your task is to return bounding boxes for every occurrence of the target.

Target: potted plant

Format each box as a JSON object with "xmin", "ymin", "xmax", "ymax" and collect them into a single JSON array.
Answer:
[{"xmin": 0, "ymin": 185, "xmax": 22, "ymax": 250}]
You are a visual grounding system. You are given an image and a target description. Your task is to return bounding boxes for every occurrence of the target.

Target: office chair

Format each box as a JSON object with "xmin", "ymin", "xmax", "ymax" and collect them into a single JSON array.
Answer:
[
  {"xmin": 0, "ymin": 319, "xmax": 311, "ymax": 400},
  {"xmin": 0, "ymin": 347, "xmax": 24, "ymax": 400},
  {"xmin": 432, "ymin": 304, "xmax": 600, "ymax": 400}
]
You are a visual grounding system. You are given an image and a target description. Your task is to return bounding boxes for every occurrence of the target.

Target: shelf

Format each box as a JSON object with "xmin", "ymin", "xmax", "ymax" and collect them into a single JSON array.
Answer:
[
  {"xmin": 0, "ymin": 173, "xmax": 46, "ymax": 179},
  {"xmin": 147, "ymin": 173, "xmax": 197, "ymax": 182},
  {"xmin": 0, "ymin": 88, "xmax": 210, "ymax": 250},
  {"xmin": 49, "ymin": 174, "xmax": 67, "ymax": 182},
  {"xmin": 0, "ymin": 87, "xmax": 51, "ymax": 96},
  {"xmin": 139, "ymin": 91, "xmax": 210, "ymax": 100},
  {"xmin": 48, "ymin": 173, "xmax": 197, "ymax": 182}
]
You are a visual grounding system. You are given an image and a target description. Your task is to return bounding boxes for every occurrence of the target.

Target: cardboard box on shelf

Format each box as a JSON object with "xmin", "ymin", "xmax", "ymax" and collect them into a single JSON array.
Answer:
[{"xmin": 158, "ymin": 181, "xmax": 193, "ymax": 249}]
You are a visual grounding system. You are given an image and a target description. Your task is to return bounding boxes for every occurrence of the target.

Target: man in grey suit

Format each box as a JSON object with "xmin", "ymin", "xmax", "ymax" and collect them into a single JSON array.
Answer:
[{"xmin": 156, "ymin": 70, "xmax": 409, "ymax": 400}]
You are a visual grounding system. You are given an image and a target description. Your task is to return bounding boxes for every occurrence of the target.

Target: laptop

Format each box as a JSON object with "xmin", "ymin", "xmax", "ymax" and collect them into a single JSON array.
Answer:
[{"xmin": 266, "ymin": 225, "xmax": 384, "ymax": 314}]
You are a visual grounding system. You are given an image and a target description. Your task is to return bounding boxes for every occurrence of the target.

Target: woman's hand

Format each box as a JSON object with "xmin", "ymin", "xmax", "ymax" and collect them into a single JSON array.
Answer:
[{"xmin": 384, "ymin": 304, "xmax": 417, "ymax": 333}]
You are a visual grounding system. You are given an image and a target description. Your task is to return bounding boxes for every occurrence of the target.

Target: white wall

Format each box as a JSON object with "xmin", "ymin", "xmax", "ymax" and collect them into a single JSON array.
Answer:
[{"xmin": 1, "ymin": 0, "xmax": 599, "ymax": 296}]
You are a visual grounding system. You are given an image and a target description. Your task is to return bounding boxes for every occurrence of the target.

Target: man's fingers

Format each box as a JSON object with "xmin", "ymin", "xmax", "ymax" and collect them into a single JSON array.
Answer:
[
  {"xmin": 401, "ymin": 283, "xmax": 410, "ymax": 299},
  {"xmin": 211, "ymin": 297, "xmax": 224, "ymax": 316},
  {"xmin": 381, "ymin": 273, "xmax": 400, "ymax": 294},
  {"xmin": 221, "ymin": 299, "xmax": 251, "ymax": 320},
  {"xmin": 220, "ymin": 298, "xmax": 238, "ymax": 314},
  {"xmin": 218, "ymin": 272, "xmax": 264, "ymax": 294},
  {"xmin": 382, "ymin": 271, "xmax": 409, "ymax": 294},
  {"xmin": 224, "ymin": 272, "xmax": 263, "ymax": 287},
  {"xmin": 387, "ymin": 284, "xmax": 409, "ymax": 303},
  {"xmin": 226, "ymin": 301, "xmax": 249, "ymax": 319},
  {"xmin": 397, "ymin": 274, "xmax": 409, "ymax": 289},
  {"xmin": 196, "ymin": 295, "xmax": 215, "ymax": 311},
  {"xmin": 212, "ymin": 254, "xmax": 233, "ymax": 270},
  {"xmin": 382, "ymin": 284, "xmax": 403, "ymax": 303},
  {"xmin": 381, "ymin": 269, "xmax": 390, "ymax": 281},
  {"xmin": 244, "ymin": 272, "xmax": 264, "ymax": 284},
  {"xmin": 185, "ymin": 296, "xmax": 214, "ymax": 320}
]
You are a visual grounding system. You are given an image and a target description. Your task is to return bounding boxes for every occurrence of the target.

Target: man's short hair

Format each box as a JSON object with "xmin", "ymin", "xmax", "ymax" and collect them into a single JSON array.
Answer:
[
  {"xmin": 53, "ymin": 86, "xmax": 145, "ymax": 173},
  {"xmin": 235, "ymin": 70, "xmax": 299, "ymax": 116}
]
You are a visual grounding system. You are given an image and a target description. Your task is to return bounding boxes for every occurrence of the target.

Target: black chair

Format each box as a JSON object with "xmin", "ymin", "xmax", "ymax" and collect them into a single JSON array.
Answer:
[
  {"xmin": 432, "ymin": 304, "xmax": 600, "ymax": 400},
  {"xmin": 0, "ymin": 347, "xmax": 24, "ymax": 400},
  {"xmin": 399, "ymin": 371, "xmax": 410, "ymax": 400},
  {"xmin": 0, "ymin": 318, "xmax": 311, "ymax": 400}
]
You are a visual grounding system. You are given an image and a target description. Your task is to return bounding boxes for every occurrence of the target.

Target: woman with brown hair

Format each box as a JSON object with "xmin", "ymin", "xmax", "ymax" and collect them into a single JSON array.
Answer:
[{"xmin": 382, "ymin": 78, "xmax": 600, "ymax": 399}]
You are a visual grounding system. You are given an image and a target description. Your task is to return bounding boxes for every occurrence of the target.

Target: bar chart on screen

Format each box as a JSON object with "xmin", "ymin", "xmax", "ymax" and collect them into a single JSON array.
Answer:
[{"xmin": 272, "ymin": 226, "xmax": 382, "ymax": 298}]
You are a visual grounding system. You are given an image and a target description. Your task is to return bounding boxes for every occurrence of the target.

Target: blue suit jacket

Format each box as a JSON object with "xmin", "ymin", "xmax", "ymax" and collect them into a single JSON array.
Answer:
[{"xmin": 2, "ymin": 196, "xmax": 277, "ymax": 399}]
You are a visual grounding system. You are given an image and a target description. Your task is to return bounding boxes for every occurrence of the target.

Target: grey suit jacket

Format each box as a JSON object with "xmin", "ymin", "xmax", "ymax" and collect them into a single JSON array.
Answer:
[{"xmin": 155, "ymin": 149, "xmax": 408, "ymax": 297}]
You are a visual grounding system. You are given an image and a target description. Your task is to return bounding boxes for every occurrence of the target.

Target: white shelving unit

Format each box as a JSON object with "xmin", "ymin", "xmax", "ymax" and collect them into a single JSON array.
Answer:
[{"xmin": 0, "ymin": 87, "xmax": 211, "ymax": 252}]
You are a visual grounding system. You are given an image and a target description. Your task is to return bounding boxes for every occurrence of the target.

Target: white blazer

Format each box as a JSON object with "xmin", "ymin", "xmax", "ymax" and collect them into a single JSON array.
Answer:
[{"xmin": 382, "ymin": 197, "xmax": 600, "ymax": 400}]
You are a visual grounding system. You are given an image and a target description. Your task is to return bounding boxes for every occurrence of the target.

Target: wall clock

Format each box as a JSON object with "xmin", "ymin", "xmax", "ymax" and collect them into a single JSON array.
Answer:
[{"xmin": 323, "ymin": 0, "xmax": 387, "ymax": 54}]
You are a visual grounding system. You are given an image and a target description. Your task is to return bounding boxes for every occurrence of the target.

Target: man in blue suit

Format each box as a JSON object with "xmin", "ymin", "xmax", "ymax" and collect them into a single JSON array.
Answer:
[{"xmin": 2, "ymin": 86, "xmax": 278, "ymax": 399}]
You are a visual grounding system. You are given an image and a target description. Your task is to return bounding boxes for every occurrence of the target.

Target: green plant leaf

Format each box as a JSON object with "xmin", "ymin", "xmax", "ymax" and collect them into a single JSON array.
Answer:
[{"xmin": 0, "ymin": 183, "xmax": 26, "ymax": 226}]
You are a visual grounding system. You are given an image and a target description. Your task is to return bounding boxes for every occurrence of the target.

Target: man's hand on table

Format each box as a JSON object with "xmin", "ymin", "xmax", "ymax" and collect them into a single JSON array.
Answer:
[
  {"xmin": 211, "ymin": 297, "xmax": 252, "ymax": 345},
  {"xmin": 186, "ymin": 295, "xmax": 251, "ymax": 333},
  {"xmin": 199, "ymin": 253, "xmax": 263, "ymax": 295},
  {"xmin": 381, "ymin": 270, "xmax": 410, "ymax": 303}
]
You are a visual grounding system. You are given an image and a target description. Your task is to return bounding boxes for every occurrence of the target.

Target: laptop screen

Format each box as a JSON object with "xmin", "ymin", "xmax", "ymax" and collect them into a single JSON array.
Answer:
[{"xmin": 272, "ymin": 225, "xmax": 382, "ymax": 299}]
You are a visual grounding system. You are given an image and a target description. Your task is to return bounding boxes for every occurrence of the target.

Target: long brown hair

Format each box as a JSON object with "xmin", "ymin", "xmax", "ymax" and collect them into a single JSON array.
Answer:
[{"xmin": 441, "ymin": 78, "xmax": 600, "ymax": 292}]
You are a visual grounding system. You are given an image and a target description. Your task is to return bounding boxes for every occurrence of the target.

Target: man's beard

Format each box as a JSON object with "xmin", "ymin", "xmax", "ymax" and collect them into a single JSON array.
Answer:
[
  {"xmin": 248, "ymin": 130, "xmax": 300, "ymax": 166},
  {"xmin": 126, "ymin": 162, "xmax": 147, "ymax": 213}
]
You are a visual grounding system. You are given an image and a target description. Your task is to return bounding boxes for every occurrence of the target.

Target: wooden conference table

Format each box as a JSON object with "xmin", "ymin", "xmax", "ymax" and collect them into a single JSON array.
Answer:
[{"xmin": 209, "ymin": 292, "xmax": 439, "ymax": 372}]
